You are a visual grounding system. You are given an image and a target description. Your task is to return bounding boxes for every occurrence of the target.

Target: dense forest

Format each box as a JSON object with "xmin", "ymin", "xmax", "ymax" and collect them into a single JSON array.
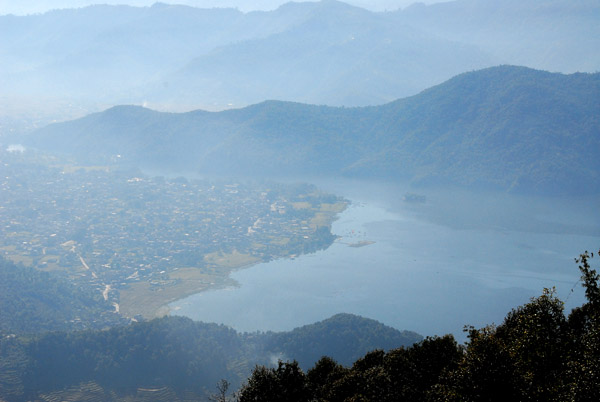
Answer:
[{"xmin": 0, "ymin": 311, "xmax": 419, "ymax": 401}]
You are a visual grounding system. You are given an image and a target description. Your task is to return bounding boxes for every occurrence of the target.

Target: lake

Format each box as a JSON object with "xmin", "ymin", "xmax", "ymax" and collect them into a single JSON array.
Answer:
[{"xmin": 170, "ymin": 181, "xmax": 599, "ymax": 342}]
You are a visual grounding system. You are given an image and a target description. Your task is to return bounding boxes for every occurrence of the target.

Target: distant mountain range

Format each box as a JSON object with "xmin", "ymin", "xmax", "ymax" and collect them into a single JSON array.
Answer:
[
  {"xmin": 1, "ymin": 0, "xmax": 598, "ymax": 115},
  {"xmin": 26, "ymin": 66, "xmax": 600, "ymax": 195}
]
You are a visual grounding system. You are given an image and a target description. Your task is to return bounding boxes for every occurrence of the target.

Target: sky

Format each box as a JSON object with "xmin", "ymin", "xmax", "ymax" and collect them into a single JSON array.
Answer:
[{"xmin": 0, "ymin": 0, "xmax": 450, "ymax": 15}]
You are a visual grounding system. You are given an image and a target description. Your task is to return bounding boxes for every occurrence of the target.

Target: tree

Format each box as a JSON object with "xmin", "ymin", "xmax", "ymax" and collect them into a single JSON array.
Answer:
[
  {"xmin": 498, "ymin": 288, "xmax": 568, "ymax": 400},
  {"xmin": 237, "ymin": 361, "xmax": 309, "ymax": 402},
  {"xmin": 575, "ymin": 250, "xmax": 600, "ymax": 306},
  {"xmin": 208, "ymin": 379, "xmax": 231, "ymax": 402},
  {"xmin": 564, "ymin": 249, "xmax": 600, "ymax": 401},
  {"xmin": 306, "ymin": 356, "xmax": 348, "ymax": 401},
  {"xmin": 401, "ymin": 335, "xmax": 462, "ymax": 401},
  {"xmin": 432, "ymin": 249, "xmax": 600, "ymax": 402},
  {"xmin": 431, "ymin": 325, "xmax": 525, "ymax": 402}
]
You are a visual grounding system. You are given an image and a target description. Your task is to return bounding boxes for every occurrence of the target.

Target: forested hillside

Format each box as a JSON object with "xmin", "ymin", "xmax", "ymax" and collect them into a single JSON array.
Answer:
[
  {"xmin": 0, "ymin": 313, "xmax": 421, "ymax": 401},
  {"xmin": 259, "ymin": 313, "xmax": 421, "ymax": 368},
  {"xmin": 26, "ymin": 66, "xmax": 600, "ymax": 195},
  {"xmin": 0, "ymin": 257, "xmax": 124, "ymax": 334}
]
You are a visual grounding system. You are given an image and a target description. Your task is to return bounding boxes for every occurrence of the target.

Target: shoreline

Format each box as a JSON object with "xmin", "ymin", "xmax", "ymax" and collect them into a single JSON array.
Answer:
[{"xmin": 121, "ymin": 202, "xmax": 349, "ymax": 319}]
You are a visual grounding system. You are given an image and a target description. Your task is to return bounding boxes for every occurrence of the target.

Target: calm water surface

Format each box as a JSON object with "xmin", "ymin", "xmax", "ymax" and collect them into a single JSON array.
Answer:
[{"xmin": 171, "ymin": 182, "xmax": 599, "ymax": 342}]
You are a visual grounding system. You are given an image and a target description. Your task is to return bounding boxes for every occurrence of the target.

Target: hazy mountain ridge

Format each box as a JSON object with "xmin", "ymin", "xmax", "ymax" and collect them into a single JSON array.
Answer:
[
  {"xmin": 27, "ymin": 66, "xmax": 600, "ymax": 195},
  {"xmin": 159, "ymin": 0, "xmax": 493, "ymax": 107},
  {"xmin": 363, "ymin": 66, "xmax": 600, "ymax": 192},
  {"xmin": 1, "ymin": 0, "xmax": 597, "ymax": 122},
  {"xmin": 397, "ymin": 0, "xmax": 600, "ymax": 72}
]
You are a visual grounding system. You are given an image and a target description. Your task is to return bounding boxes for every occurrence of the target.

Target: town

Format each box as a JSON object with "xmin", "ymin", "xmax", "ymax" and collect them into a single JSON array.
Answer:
[{"xmin": 0, "ymin": 148, "xmax": 346, "ymax": 317}]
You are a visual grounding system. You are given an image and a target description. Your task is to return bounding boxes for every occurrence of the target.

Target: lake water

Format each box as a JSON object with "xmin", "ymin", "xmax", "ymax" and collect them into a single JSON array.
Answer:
[{"xmin": 171, "ymin": 181, "xmax": 599, "ymax": 342}]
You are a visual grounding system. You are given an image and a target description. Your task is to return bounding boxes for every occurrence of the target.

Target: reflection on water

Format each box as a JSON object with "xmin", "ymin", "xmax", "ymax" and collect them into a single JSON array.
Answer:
[{"xmin": 171, "ymin": 183, "xmax": 599, "ymax": 342}]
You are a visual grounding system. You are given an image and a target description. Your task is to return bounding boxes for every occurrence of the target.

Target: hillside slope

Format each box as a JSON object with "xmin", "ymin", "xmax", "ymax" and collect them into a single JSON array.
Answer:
[
  {"xmin": 0, "ymin": 314, "xmax": 421, "ymax": 401},
  {"xmin": 0, "ymin": 257, "xmax": 125, "ymax": 334},
  {"xmin": 26, "ymin": 66, "xmax": 600, "ymax": 195}
]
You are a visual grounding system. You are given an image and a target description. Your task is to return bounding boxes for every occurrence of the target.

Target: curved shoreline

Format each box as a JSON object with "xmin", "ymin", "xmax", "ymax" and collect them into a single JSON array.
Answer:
[
  {"xmin": 120, "ymin": 203, "xmax": 348, "ymax": 319},
  {"xmin": 166, "ymin": 193, "xmax": 595, "ymax": 341}
]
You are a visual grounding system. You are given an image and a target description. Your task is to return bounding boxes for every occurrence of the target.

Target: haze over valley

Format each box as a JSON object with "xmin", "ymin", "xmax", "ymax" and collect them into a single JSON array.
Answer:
[{"xmin": 1, "ymin": 1, "xmax": 599, "ymax": 401}]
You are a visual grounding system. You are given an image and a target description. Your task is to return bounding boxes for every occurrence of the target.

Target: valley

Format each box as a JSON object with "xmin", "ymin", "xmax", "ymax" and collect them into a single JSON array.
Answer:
[{"xmin": 0, "ymin": 1, "xmax": 598, "ymax": 399}]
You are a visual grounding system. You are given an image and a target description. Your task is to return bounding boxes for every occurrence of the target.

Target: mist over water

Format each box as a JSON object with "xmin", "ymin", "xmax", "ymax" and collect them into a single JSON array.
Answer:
[{"xmin": 171, "ymin": 180, "xmax": 598, "ymax": 342}]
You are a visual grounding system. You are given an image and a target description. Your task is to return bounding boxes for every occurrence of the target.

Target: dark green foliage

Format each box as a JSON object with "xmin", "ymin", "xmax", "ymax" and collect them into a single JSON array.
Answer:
[
  {"xmin": 496, "ymin": 289, "xmax": 568, "ymax": 399},
  {"xmin": 565, "ymin": 304, "xmax": 600, "ymax": 401},
  {"xmin": 0, "ymin": 336, "xmax": 28, "ymax": 401},
  {"xmin": 21, "ymin": 316, "xmax": 235, "ymax": 396},
  {"xmin": 0, "ymin": 317, "xmax": 244, "ymax": 401},
  {"xmin": 307, "ymin": 357, "xmax": 349, "ymax": 401},
  {"xmin": 239, "ymin": 361, "xmax": 310, "ymax": 402},
  {"xmin": 563, "ymin": 250, "xmax": 600, "ymax": 401},
  {"xmin": 432, "ymin": 326, "xmax": 525, "ymax": 402},
  {"xmin": 395, "ymin": 335, "xmax": 463, "ymax": 401},
  {"xmin": 0, "ymin": 256, "xmax": 124, "ymax": 334},
  {"xmin": 575, "ymin": 251, "xmax": 600, "ymax": 307},
  {"xmin": 0, "ymin": 313, "xmax": 419, "ymax": 401},
  {"xmin": 242, "ymin": 336, "xmax": 462, "ymax": 402}
]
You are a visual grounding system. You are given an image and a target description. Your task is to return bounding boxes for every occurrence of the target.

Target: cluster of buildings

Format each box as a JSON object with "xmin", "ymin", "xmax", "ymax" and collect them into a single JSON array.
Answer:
[{"xmin": 0, "ymin": 150, "xmax": 343, "ymax": 301}]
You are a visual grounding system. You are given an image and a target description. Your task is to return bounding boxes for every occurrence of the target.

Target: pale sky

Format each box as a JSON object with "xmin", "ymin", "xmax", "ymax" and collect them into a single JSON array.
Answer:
[{"xmin": 0, "ymin": 0, "xmax": 450, "ymax": 15}]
